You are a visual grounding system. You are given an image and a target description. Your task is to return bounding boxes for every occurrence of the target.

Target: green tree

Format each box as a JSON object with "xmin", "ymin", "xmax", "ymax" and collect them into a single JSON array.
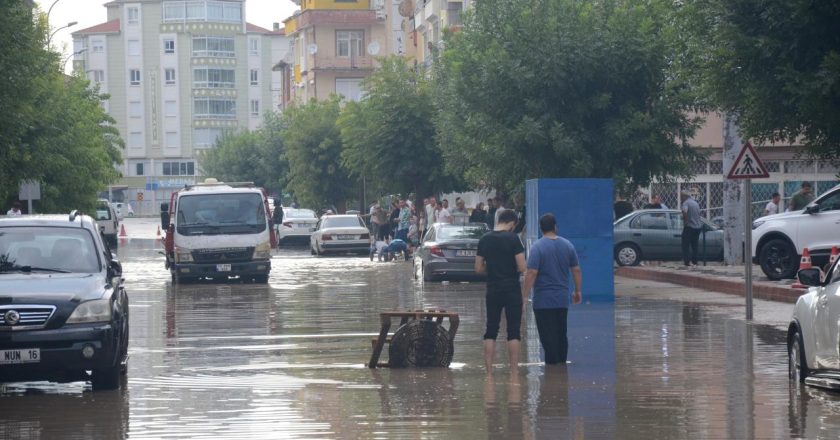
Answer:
[
  {"xmin": 338, "ymin": 56, "xmax": 461, "ymax": 201},
  {"xmin": 674, "ymin": 0, "xmax": 840, "ymax": 159},
  {"xmin": 283, "ymin": 97, "xmax": 355, "ymax": 210},
  {"xmin": 435, "ymin": 0, "xmax": 701, "ymax": 195},
  {"xmin": 198, "ymin": 112, "xmax": 287, "ymax": 194}
]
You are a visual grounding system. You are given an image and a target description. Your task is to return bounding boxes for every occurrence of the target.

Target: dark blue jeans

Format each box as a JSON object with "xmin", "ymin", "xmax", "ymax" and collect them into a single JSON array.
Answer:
[
  {"xmin": 533, "ymin": 307, "xmax": 569, "ymax": 364},
  {"xmin": 682, "ymin": 226, "xmax": 701, "ymax": 265}
]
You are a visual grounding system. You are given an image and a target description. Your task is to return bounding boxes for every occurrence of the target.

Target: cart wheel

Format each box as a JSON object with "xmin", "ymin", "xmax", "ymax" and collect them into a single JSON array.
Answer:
[{"xmin": 388, "ymin": 320, "xmax": 453, "ymax": 368}]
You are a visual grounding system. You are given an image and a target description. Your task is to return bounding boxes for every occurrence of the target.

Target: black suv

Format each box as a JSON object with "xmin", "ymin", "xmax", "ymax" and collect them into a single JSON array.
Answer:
[{"xmin": 0, "ymin": 211, "xmax": 129, "ymax": 390}]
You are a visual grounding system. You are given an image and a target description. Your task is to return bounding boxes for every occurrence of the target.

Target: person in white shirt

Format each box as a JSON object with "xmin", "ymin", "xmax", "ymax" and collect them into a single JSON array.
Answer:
[
  {"xmin": 6, "ymin": 201, "xmax": 22, "ymax": 216},
  {"xmin": 763, "ymin": 192, "xmax": 781, "ymax": 216},
  {"xmin": 435, "ymin": 200, "xmax": 452, "ymax": 224}
]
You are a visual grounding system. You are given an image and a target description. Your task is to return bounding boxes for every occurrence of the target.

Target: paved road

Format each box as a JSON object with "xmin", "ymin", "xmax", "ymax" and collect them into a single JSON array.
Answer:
[{"xmin": 1, "ymin": 227, "xmax": 840, "ymax": 439}]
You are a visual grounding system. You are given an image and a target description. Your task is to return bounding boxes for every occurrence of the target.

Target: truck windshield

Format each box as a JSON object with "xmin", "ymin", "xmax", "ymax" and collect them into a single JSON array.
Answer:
[{"xmin": 176, "ymin": 193, "xmax": 267, "ymax": 235}]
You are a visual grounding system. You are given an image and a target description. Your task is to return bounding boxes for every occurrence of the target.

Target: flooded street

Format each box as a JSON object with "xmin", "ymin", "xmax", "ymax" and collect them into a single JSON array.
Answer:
[{"xmin": 3, "ymin": 231, "xmax": 840, "ymax": 439}]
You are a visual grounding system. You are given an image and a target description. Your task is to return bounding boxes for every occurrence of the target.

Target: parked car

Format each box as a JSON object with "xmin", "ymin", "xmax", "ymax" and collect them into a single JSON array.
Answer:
[
  {"xmin": 111, "ymin": 202, "xmax": 133, "ymax": 220},
  {"xmin": 277, "ymin": 208, "xmax": 318, "ymax": 244},
  {"xmin": 613, "ymin": 209, "xmax": 723, "ymax": 266},
  {"xmin": 0, "ymin": 211, "xmax": 129, "ymax": 390},
  {"xmin": 414, "ymin": 223, "xmax": 488, "ymax": 282},
  {"xmin": 752, "ymin": 184, "xmax": 840, "ymax": 280},
  {"xmin": 95, "ymin": 199, "xmax": 119, "ymax": 247},
  {"xmin": 787, "ymin": 259, "xmax": 840, "ymax": 389},
  {"xmin": 310, "ymin": 214, "xmax": 370, "ymax": 256}
]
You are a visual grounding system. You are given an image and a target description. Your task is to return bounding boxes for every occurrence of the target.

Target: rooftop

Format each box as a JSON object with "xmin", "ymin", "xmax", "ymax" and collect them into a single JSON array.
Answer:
[{"xmin": 72, "ymin": 19, "xmax": 121, "ymax": 35}]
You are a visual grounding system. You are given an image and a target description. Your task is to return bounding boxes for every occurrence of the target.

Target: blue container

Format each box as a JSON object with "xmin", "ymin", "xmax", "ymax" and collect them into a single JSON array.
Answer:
[{"xmin": 525, "ymin": 178, "xmax": 615, "ymax": 302}]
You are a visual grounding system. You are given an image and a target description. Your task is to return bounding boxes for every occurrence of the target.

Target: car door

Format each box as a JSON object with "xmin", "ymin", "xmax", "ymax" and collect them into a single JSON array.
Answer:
[
  {"xmin": 797, "ymin": 190, "xmax": 840, "ymax": 254},
  {"xmin": 813, "ymin": 263, "xmax": 840, "ymax": 370},
  {"xmin": 629, "ymin": 213, "xmax": 672, "ymax": 260}
]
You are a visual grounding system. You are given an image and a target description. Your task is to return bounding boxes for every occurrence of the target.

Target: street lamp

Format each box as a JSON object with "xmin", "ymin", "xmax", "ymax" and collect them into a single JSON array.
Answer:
[
  {"xmin": 62, "ymin": 48, "xmax": 86, "ymax": 72},
  {"xmin": 48, "ymin": 21, "xmax": 78, "ymax": 46}
]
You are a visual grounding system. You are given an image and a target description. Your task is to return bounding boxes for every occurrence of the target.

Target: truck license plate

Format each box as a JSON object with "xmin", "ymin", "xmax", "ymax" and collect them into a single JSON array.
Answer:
[
  {"xmin": 1, "ymin": 349, "xmax": 40, "ymax": 365},
  {"xmin": 216, "ymin": 264, "xmax": 232, "ymax": 272}
]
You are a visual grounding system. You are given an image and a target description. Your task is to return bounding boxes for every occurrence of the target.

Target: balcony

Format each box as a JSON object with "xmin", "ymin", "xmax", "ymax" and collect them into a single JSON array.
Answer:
[
  {"xmin": 296, "ymin": 9, "xmax": 377, "ymax": 29},
  {"xmin": 310, "ymin": 53, "xmax": 374, "ymax": 71}
]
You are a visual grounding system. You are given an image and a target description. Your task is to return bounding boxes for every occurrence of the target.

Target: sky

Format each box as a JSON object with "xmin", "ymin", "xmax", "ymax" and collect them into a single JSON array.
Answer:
[{"xmin": 35, "ymin": 0, "xmax": 299, "ymax": 73}]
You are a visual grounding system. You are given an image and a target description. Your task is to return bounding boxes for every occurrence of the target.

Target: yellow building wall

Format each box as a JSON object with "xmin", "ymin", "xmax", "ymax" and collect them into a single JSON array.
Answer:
[
  {"xmin": 284, "ymin": 16, "xmax": 298, "ymax": 34},
  {"xmin": 301, "ymin": 0, "xmax": 370, "ymax": 11}
]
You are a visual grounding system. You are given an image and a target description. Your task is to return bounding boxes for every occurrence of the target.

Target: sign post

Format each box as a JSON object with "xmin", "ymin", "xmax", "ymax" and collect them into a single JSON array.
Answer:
[
  {"xmin": 726, "ymin": 142, "xmax": 769, "ymax": 320},
  {"xmin": 18, "ymin": 180, "xmax": 41, "ymax": 214}
]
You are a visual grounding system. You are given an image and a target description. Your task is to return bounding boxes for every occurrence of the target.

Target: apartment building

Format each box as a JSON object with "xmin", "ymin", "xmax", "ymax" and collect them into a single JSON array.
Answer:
[
  {"xmin": 280, "ymin": 0, "xmax": 406, "ymax": 105},
  {"xmin": 72, "ymin": 0, "xmax": 288, "ymax": 214},
  {"xmin": 409, "ymin": 0, "xmax": 462, "ymax": 68}
]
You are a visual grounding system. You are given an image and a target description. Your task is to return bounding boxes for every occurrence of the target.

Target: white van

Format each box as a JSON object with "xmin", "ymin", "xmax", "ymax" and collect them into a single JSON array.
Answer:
[{"xmin": 161, "ymin": 180, "xmax": 275, "ymax": 283}]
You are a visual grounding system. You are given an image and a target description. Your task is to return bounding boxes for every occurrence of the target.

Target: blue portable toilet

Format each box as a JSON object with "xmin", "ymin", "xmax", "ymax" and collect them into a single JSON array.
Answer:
[{"xmin": 525, "ymin": 178, "xmax": 614, "ymax": 302}]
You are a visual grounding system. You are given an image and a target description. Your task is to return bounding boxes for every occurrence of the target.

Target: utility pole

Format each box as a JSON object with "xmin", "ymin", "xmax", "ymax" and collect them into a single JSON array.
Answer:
[{"xmin": 722, "ymin": 113, "xmax": 744, "ymax": 265}]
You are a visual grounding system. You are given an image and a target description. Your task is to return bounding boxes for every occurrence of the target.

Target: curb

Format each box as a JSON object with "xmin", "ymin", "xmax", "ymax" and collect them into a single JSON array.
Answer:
[{"xmin": 615, "ymin": 266, "xmax": 803, "ymax": 303}]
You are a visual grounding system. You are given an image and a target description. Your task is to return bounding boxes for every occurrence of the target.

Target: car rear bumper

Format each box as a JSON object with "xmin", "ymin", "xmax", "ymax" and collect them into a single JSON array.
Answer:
[
  {"xmin": 277, "ymin": 229, "xmax": 312, "ymax": 241},
  {"xmin": 0, "ymin": 323, "xmax": 120, "ymax": 382},
  {"xmin": 321, "ymin": 241, "xmax": 369, "ymax": 253},
  {"xmin": 173, "ymin": 260, "xmax": 271, "ymax": 278},
  {"xmin": 426, "ymin": 261, "xmax": 484, "ymax": 280}
]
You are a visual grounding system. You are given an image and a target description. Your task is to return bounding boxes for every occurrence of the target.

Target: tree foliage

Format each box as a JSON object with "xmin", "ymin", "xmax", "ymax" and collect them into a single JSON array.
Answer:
[
  {"xmin": 199, "ymin": 112, "xmax": 287, "ymax": 194},
  {"xmin": 338, "ymin": 56, "xmax": 462, "ymax": 199},
  {"xmin": 0, "ymin": 3, "xmax": 123, "ymax": 212},
  {"xmin": 435, "ymin": 0, "xmax": 701, "ymax": 194},
  {"xmin": 283, "ymin": 97, "xmax": 355, "ymax": 209},
  {"xmin": 675, "ymin": 0, "xmax": 840, "ymax": 159}
]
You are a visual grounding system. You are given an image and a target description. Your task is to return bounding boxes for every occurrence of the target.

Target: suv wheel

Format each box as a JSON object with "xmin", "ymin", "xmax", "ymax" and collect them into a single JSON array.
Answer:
[
  {"xmin": 91, "ymin": 362, "xmax": 121, "ymax": 391},
  {"xmin": 759, "ymin": 239, "xmax": 798, "ymax": 280}
]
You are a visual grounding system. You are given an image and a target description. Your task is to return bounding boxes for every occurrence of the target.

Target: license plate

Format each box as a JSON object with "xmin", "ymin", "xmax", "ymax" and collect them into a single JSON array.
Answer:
[
  {"xmin": 337, "ymin": 235, "xmax": 354, "ymax": 240},
  {"xmin": 456, "ymin": 250, "xmax": 477, "ymax": 257},
  {"xmin": 217, "ymin": 264, "xmax": 232, "ymax": 272},
  {"xmin": 1, "ymin": 349, "xmax": 40, "ymax": 365},
  {"xmin": 296, "ymin": 223, "xmax": 309, "ymax": 228}
]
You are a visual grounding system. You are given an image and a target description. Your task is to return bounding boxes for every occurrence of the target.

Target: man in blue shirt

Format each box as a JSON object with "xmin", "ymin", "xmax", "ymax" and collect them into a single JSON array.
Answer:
[{"xmin": 521, "ymin": 213, "xmax": 583, "ymax": 365}]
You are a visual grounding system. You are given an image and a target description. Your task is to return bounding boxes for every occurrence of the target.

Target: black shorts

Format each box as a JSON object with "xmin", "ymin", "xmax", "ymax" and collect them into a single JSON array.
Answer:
[{"xmin": 483, "ymin": 282, "xmax": 522, "ymax": 341}]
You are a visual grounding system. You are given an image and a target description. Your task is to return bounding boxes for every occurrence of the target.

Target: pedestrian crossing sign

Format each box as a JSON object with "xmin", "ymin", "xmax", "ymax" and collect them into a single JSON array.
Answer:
[{"xmin": 726, "ymin": 142, "xmax": 770, "ymax": 179}]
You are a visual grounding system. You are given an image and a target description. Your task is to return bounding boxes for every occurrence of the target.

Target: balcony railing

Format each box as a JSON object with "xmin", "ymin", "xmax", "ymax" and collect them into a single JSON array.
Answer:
[{"xmin": 311, "ymin": 54, "xmax": 374, "ymax": 70}]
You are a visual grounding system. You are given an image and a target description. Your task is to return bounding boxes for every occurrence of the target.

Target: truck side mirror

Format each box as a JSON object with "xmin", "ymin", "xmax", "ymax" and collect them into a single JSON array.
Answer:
[{"xmin": 161, "ymin": 211, "xmax": 170, "ymax": 231}]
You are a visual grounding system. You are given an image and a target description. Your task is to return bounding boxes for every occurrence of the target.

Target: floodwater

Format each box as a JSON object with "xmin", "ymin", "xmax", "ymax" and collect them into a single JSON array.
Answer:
[{"xmin": 2, "ymin": 240, "xmax": 840, "ymax": 439}]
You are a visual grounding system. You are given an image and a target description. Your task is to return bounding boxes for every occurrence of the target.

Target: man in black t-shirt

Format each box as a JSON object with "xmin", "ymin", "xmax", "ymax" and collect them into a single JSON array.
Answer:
[{"xmin": 475, "ymin": 209, "xmax": 526, "ymax": 373}]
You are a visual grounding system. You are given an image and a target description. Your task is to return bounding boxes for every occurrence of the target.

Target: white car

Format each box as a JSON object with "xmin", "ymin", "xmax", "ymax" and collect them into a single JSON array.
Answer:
[
  {"xmin": 788, "ymin": 260, "xmax": 840, "ymax": 389},
  {"xmin": 277, "ymin": 208, "xmax": 318, "ymax": 244},
  {"xmin": 310, "ymin": 215, "xmax": 370, "ymax": 256},
  {"xmin": 95, "ymin": 199, "xmax": 119, "ymax": 247},
  {"xmin": 111, "ymin": 202, "xmax": 134, "ymax": 220},
  {"xmin": 752, "ymin": 184, "xmax": 840, "ymax": 279}
]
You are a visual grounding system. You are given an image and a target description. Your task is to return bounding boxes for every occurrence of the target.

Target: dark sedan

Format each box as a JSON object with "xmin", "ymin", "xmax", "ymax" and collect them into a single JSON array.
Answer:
[
  {"xmin": 414, "ymin": 223, "xmax": 488, "ymax": 282},
  {"xmin": 613, "ymin": 209, "xmax": 724, "ymax": 266},
  {"xmin": 0, "ymin": 213, "xmax": 129, "ymax": 390}
]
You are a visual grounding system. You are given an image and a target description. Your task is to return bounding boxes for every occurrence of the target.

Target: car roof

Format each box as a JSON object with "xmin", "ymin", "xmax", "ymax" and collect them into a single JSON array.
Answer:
[
  {"xmin": 324, "ymin": 214, "xmax": 359, "ymax": 218},
  {"xmin": 0, "ymin": 214, "xmax": 98, "ymax": 231}
]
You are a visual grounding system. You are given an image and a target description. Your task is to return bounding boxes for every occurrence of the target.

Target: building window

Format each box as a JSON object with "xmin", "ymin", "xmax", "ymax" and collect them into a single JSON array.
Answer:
[
  {"xmin": 165, "ymin": 131, "xmax": 179, "ymax": 148},
  {"xmin": 128, "ymin": 40, "xmax": 141, "ymax": 56},
  {"xmin": 192, "ymin": 36, "xmax": 235, "ymax": 57},
  {"xmin": 249, "ymin": 69, "xmax": 258, "ymax": 85},
  {"xmin": 249, "ymin": 37, "xmax": 259, "ymax": 55},
  {"xmin": 129, "ymin": 101, "xmax": 142, "ymax": 118},
  {"xmin": 163, "ymin": 39, "xmax": 175, "ymax": 54},
  {"xmin": 129, "ymin": 131, "xmax": 143, "ymax": 148},
  {"xmin": 194, "ymin": 127, "xmax": 224, "ymax": 148},
  {"xmin": 250, "ymin": 99, "xmax": 259, "ymax": 117},
  {"xmin": 162, "ymin": 161, "xmax": 195, "ymax": 176},
  {"xmin": 91, "ymin": 70, "xmax": 105, "ymax": 83},
  {"xmin": 163, "ymin": 1, "xmax": 242, "ymax": 23},
  {"xmin": 336, "ymin": 30, "xmax": 363, "ymax": 58},
  {"xmin": 165, "ymin": 68, "xmax": 176, "ymax": 85},
  {"xmin": 129, "ymin": 69, "xmax": 141, "ymax": 85},
  {"xmin": 127, "ymin": 7, "xmax": 140, "ymax": 25},
  {"xmin": 136, "ymin": 163, "xmax": 144, "ymax": 176},
  {"xmin": 193, "ymin": 97, "xmax": 236, "ymax": 119},
  {"xmin": 92, "ymin": 39, "xmax": 104, "ymax": 53},
  {"xmin": 193, "ymin": 67, "xmax": 235, "ymax": 88},
  {"xmin": 165, "ymin": 100, "xmax": 177, "ymax": 117}
]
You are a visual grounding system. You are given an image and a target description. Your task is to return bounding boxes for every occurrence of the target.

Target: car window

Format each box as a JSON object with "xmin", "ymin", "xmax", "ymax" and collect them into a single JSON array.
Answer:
[
  {"xmin": 436, "ymin": 225, "xmax": 487, "ymax": 240},
  {"xmin": 0, "ymin": 227, "xmax": 100, "ymax": 273},
  {"xmin": 423, "ymin": 228, "xmax": 435, "ymax": 243},
  {"xmin": 95, "ymin": 206, "xmax": 112, "ymax": 220},
  {"xmin": 669, "ymin": 213, "xmax": 684, "ymax": 230},
  {"xmin": 284, "ymin": 209, "xmax": 316, "ymax": 219},
  {"xmin": 631, "ymin": 213, "xmax": 669, "ymax": 230},
  {"xmin": 323, "ymin": 217, "xmax": 364, "ymax": 228},
  {"xmin": 817, "ymin": 192, "xmax": 840, "ymax": 212}
]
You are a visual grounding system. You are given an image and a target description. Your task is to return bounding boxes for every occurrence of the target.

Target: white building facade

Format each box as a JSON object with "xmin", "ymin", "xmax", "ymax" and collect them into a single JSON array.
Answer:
[{"xmin": 72, "ymin": 0, "xmax": 288, "ymax": 214}]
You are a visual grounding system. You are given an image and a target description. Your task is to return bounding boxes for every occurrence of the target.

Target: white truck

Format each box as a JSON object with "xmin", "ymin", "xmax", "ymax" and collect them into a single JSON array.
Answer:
[{"xmin": 161, "ymin": 179, "xmax": 276, "ymax": 283}]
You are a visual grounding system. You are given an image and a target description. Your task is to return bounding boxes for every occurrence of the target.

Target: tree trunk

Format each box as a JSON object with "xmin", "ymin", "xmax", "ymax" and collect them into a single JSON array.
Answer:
[{"xmin": 722, "ymin": 113, "xmax": 745, "ymax": 265}]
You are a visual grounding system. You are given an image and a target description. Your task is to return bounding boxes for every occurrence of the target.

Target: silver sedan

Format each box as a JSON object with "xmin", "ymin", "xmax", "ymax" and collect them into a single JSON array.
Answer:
[
  {"xmin": 613, "ymin": 209, "xmax": 723, "ymax": 266},
  {"xmin": 414, "ymin": 223, "xmax": 488, "ymax": 282}
]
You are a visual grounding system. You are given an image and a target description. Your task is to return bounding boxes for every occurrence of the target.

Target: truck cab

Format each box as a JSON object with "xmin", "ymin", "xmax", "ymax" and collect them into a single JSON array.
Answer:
[{"xmin": 161, "ymin": 179, "xmax": 275, "ymax": 283}]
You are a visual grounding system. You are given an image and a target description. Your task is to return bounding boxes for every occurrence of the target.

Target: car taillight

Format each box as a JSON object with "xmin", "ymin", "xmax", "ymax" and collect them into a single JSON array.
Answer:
[
  {"xmin": 282, "ymin": 222, "xmax": 293, "ymax": 228},
  {"xmin": 430, "ymin": 246, "xmax": 445, "ymax": 257},
  {"xmin": 322, "ymin": 234, "xmax": 332, "ymax": 241}
]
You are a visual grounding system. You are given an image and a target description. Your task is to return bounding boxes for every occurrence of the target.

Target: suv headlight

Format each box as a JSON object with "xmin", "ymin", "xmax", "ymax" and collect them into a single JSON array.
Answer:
[
  {"xmin": 175, "ymin": 247, "xmax": 194, "ymax": 263},
  {"xmin": 66, "ymin": 299, "xmax": 112, "ymax": 324},
  {"xmin": 752, "ymin": 220, "xmax": 766, "ymax": 230},
  {"xmin": 253, "ymin": 241, "xmax": 271, "ymax": 260}
]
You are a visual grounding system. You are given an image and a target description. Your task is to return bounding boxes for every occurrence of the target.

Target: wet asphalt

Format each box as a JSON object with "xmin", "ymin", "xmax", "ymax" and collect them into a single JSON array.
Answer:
[{"xmin": 2, "ymin": 225, "xmax": 840, "ymax": 439}]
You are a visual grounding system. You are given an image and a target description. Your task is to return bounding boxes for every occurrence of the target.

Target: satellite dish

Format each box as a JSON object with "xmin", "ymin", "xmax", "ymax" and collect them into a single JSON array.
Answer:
[
  {"xmin": 398, "ymin": 0, "xmax": 414, "ymax": 17},
  {"xmin": 307, "ymin": 44, "xmax": 318, "ymax": 55},
  {"xmin": 367, "ymin": 41, "xmax": 380, "ymax": 56}
]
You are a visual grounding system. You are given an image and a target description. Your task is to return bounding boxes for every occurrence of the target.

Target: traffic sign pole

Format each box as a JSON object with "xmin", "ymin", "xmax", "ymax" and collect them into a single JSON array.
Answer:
[{"xmin": 744, "ymin": 179, "xmax": 753, "ymax": 321}]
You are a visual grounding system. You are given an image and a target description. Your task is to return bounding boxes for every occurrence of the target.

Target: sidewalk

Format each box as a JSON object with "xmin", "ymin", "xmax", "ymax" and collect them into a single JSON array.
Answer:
[{"xmin": 616, "ymin": 261, "xmax": 806, "ymax": 303}]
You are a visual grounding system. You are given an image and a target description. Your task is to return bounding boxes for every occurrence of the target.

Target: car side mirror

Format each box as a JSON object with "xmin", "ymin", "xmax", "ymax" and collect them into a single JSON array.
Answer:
[
  {"xmin": 804, "ymin": 205, "xmax": 819, "ymax": 215},
  {"xmin": 798, "ymin": 267, "xmax": 823, "ymax": 287},
  {"xmin": 109, "ymin": 259, "xmax": 123, "ymax": 278},
  {"xmin": 310, "ymin": 227, "xmax": 317, "ymax": 232}
]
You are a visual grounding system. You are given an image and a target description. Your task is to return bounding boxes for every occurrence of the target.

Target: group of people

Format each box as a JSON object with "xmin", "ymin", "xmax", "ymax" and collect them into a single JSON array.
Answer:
[{"xmin": 367, "ymin": 198, "xmax": 420, "ymax": 245}]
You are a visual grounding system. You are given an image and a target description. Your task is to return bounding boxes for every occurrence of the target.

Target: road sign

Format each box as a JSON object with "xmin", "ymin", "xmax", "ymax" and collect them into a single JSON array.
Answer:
[
  {"xmin": 726, "ymin": 142, "xmax": 769, "ymax": 179},
  {"xmin": 137, "ymin": 192, "xmax": 144, "ymax": 201}
]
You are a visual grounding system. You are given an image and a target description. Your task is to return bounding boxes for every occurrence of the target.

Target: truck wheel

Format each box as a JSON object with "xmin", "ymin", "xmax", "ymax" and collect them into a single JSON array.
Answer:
[{"xmin": 759, "ymin": 239, "xmax": 798, "ymax": 280}]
